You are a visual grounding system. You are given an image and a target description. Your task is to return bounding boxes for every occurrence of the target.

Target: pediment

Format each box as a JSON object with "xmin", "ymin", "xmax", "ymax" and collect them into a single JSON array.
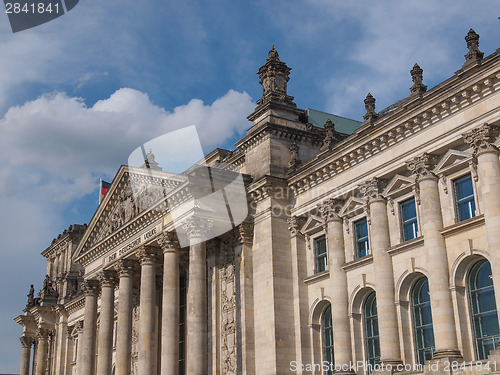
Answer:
[
  {"xmin": 300, "ymin": 215, "xmax": 325, "ymax": 235},
  {"xmin": 340, "ymin": 196, "xmax": 365, "ymax": 218},
  {"xmin": 434, "ymin": 149, "xmax": 473, "ymax": 176},
  {"xmin": 75, "ymin": 166, "xmax": 186, "ymax": 259},
  {"xmin": 382, "ymin": 174, "xmax": 415, "ymax": 198}
]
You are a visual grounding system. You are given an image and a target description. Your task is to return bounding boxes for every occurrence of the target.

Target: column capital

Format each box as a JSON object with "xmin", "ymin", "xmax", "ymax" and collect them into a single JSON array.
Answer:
[
  {"xmin": 20, "ymin": 336, "xmax": 33, "ymax": 348},
  {"xmin": 115, "ymin": 259, "xmax": 136, "ymax": 278},
  {"xmin": 182, "ymin": 216, "xmax": 214, "ymax": 240},
  {"xmin": 98, "ymin": 270, "xmax": 118, "ymax": 288},
  {"xmin": 236, "ymin": 223, "xmax": 254, "ymax": 244},
  {"xmin": 463, "ymin": 123, "xmax": 500, "ymax": 156},
  {"xmin": 135, "ymin": 246, "xmax": 158, "ymax": 265},
  {"xmin": 82, "ymin": 279, "xmax": 100, "ymax": 296},
  {"xmin": 36, "ymin": 328, "xmax": 51, "ymax": 340},
  {"xmin": 318, "ymin": 198, "xmax": 344, "ymax": 223},
  {"xmin": 406, "ymin": 152, "xmax": 439, "ymax": 182},
  {"xmin": 287, "ymin": 216, "xmax": 306, "ymax": 237},
  {"xmin": 157, "ymin": 231, "xmax": 180, "ymax": 253},
  {"xmin": 359, "ymin": 177, "xmax": 387, "ymax": 202}
]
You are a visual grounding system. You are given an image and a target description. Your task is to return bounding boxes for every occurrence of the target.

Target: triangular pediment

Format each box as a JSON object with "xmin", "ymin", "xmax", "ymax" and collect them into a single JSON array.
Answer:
[
  {"xmin": 300, "ymin": 215, "xmax": 325, "ymax": 235},
  {"xmin": 434, "ymin": 149, "xmax": 473, "ymax": 176},
  {"xmin": 340, "ymin": 196, "xmax": 365, "ymax": 218},
  {"xmin": 382, "ymin": 174, "xmax": 415, "ymax": 198},
  {"xmin": 75, "ymin": 166, "xmax": 186, "ymax": 259}
]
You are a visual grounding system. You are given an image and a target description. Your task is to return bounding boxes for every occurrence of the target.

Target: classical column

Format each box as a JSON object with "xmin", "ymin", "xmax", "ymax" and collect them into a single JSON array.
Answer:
[
  {"xmin": 407, "ymin": 153, "xmax": 460, "ymax": 358},
  {"xmin": 19, "ymin": 336, "xmax": 32, "ymax": 375},
  {"xmin": 75, "ymin": 321, "xmax": 84, "ymax": 374},
  {"xmin": 115, "ymin": 259, "xmax": 136, "ymax": 375},
  {"xmin": 136, "ymin": 246, "xmax": 158, "ymax": 375},
  {"xmin": 96, "ymin": 270, "xmax": 117, "ymax": 375},
  {"xmin": 34, "ymin": 329, "xmax": 50, "ymax": 375},
  {"xmin": 360, "ymin": 178, "xmax": 402, "ymax": 366},
  {"xmin": 320, "ymin": 199, "xmax": 355, "ymax": 374},
  {"xmin": 158, "ymin": 231, "xmax": 180, "ymax": 375},
  {"xmin": 53, "ymin": 306, "xmax": 68, "ymax": 375},
  {"xmin": 463, "ymin": 124, "xmax": 500, "ymax": 315},
  {"xmin": 80, "ymin": 279, "xmax": 100, "ymax": 375},
  {"xmin": 183, "ymin": 217, "xmax": 212, "ymax": 375}
]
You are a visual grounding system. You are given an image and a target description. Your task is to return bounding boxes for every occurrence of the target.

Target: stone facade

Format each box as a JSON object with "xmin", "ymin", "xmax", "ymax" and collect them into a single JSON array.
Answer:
[{"xmin": 15, "ymin": 30, "xmax": 500, "ymax": 375}]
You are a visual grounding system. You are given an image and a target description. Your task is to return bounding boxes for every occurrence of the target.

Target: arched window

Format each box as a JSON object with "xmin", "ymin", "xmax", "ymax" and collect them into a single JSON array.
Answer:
[
  {"xmin": 322, "ymin": 305, "xmax": 334, "ymax": 374},
  {"xmin": 469, "ymin": 260, "xmax": 500, "ymax": 359},
  {"xmin": 364, "ymin": 292, "xmax": 380, "ymax": 369},
  {"xmin": 412, "ymin": 278, "xmax": 435, "ymax": 365}
]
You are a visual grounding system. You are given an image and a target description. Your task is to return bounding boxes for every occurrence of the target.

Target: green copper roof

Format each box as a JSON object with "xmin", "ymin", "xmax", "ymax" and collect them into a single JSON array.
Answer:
[{"xmin": 306, "ymin": 108, "xmax": 361, "ymax": 135}]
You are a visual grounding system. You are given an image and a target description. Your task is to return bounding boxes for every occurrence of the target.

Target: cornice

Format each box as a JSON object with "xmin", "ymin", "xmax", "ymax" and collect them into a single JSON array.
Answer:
[
  {"xmin": 64, "ymin": 295, "xmax": 85, "ymax": 314},
  {"xmin": 247, "ymin": 175, "xmax": 289, "ymax": 203},
  {"xmin": 440, "ymin": 215, "xmax": 484, "ymax": 237},
  {"xmin": 289, "ymin": 54, "xmax": 500, "ymax": 195}
]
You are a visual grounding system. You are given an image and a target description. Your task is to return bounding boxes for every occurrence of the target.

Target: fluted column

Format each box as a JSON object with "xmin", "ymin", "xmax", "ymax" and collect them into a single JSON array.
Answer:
[
  {"xmin": 320, "ymin": 199, "xmax": 355, "ymax": 373},
  {"xmin": 158, "ymin": 231, "xmax": 180, "ymax": 375},
  {"xmin": 136, "ymin": 246, "xmax": 158, "ymax": 375},
  {"xmin": 19, "ymin": 336, "xmax": 32, "ymax": 375},
  {"xmin": 115, "ymin": 259, "xmax": 136, "ymax": 375},
  {"xmin": 54, "ymin": 306, "xmax": 68, "ymax": 375},
  {"xmin": 407, "ymin": 153, "xmax": 460, "ymax": 358},
  {"xmin": 183, "ymin": 217, "xmax": 212, "ymax": 375},
  {"xmin": 34, "ymin": 329, "xmax": 50, "ymax": 375},
  {"xmin": 464, "ymin": 124, "xmax": 500, "ymax": 316},
  {"xmin": 80, "ymin": 279, "xmax": 100, "ymax": 375},
  {"xmin": 96, "ymin": 270, "xmax": 117, "ymax": 375},
  {"xmin": 360, "ymin": 178, "xmax": 402, "ymax": 366}
]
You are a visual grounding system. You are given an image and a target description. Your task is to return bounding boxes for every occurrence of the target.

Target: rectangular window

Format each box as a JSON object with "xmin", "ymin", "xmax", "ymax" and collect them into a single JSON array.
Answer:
[
  {"xmin": 354, "ymin": 219, "xmax": 369, "ymax": 258},
  {"xmin": 314, "ymin": 236, "xmax": 327, "ymax": 273},
  {"xmin": 454, "ymin": 174, "xmax": 476, "ymax": 222},
  {"xmin": 400, "ymin": 197, "xmax": 418, "ymax": 241}
]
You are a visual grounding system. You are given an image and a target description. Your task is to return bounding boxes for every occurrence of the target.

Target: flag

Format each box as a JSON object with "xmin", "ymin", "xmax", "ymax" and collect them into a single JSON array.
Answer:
[{"xmin": 99, "ymin": 179, "xmax": 111, "ymax": 204}]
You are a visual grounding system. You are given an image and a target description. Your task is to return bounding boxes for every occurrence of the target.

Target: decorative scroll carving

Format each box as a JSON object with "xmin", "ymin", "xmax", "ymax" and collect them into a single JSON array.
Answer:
[
  {"xmin": 318, "ymin": 198, "xmax": 345, "ymax": 222},
  {"xmin": 410, "ymin": 63, "xmax": 427, "ymax": 96},
  {"xmin": 182, "ymin": 216, "xmax": 214, "ymax": 240},
  {"xmin": 363, "ymin": 93, "xmax": 378, "ymax": 123},
  {"xmin": 464, "ymin": 28, "xmax": 484, "ymax": 66},
  {"xmin": 135, "ymin": 246, "xmax": 158, "ymax": 266},
  {"xmin": 20, "ymin": 336, "xmax": 33, "ymax": 348},
  {"xmin": 359, "ymin": 177, "xmax": 387, "ymax": 201},
  {"xmin": 157, "ymin": 231, "xmax": 180, "ymax": 253},
  {"xmin": 97, "ymin": 270, "xmax": 117, "ymax": 288},
  {"xmin": 81, "ymin": 279, "xmax": 100, "ymax": 296},
  {"xmin": 236, "ymin": 223, "xmax": 254, "ymax": 244},
  {"xmin": 406, "ymin": 152, "xmax": 439, "ymax": 182},
  {"xmin": 219, "ymin": 240, "xmax": 237, "ymax": 375},
  {"xmin": 463, "ymin": 123, "xmax": 500, "ymax": 156},
  {"xmin": 287, "ymin": 216, "xmax": 306, "ymax": 236},
  {"xmin": 115, "ymin": 259, "xmax": 136, "ymax": 278}
]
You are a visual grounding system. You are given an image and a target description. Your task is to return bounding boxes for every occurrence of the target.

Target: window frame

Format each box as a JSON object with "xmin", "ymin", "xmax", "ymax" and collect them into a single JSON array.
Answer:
[
  {"xmin": 364, "ymin": 292, "xmax": 381, "ymax": 371},
  {"xmin": 452, "ymin": 173, "xmax": 478, "ymax": 223},
  {"xmin": 313, "ymin": 234, "xmax": 328, "ymax": 274},
  {"xmin": 411, "ymin": 277, "xmax": 435, "ymax": 365},
  {"xmin": 399, "ymin": 197, "xmax": 419, "ymax": 242},
  {"xmin": 353, "ymin": 217, "xmax": 370, "ymax": 259},
  {"xmin": 322, "ymin": 304, "xmax": 334, "ymax": 374}
]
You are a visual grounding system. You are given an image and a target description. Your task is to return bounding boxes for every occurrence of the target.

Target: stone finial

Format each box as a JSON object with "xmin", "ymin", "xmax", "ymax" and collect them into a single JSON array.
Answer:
[
  {"xmin": 318, "ymin": 198, "xmax": 344, "ymax": 222},
  {"xmin": 363, "ymin": 93, "xmax": 378, "ymax": 123},
  {"xmin": 359, "ymin": 177, "xmax": 387, "ymax": 200},
  {"xmin": 320, "ymin": 119, "xmax": 336, "ymax": 150},
  {"xmin": 463, "ymin": 123, "xmax": 500, "ymax": 156},
  {"xmin": 464, "ymin": 28, "xmax": 484, "ymax": 66},
  {"xmin": 288, "ymin": 141, "xmax": 301, "ymax": 170},
  {"xmin": 406, "ymin": 152, "xmax": 439, "ymax": 182},
  {"xmin": 141, "ymin": 149, "xmax": 162, "ymax": 171},
  {"xmin": 258, "ymin": 45, "xmax": 291, "ymax": 98},
  {"xmin": 410, "ymin": 63, "xmax": 427, "ymax": 96}
]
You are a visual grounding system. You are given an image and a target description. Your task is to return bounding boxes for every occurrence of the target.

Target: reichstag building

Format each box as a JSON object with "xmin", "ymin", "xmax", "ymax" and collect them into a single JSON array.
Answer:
[{"xmin": 15, "ymin": 29, "xmax": 500, "ymax": 375}]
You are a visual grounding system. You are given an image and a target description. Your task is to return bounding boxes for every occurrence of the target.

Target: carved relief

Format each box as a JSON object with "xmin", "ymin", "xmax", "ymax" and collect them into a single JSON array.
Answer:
[
  {"xmin": 406, "ymin": 152, "xmax": 439, "ymax": 182},
  {"xmin": 463, "ymin": 123, "xmax": 500, "ymax": 156},
  {"xmin": 219, "ymin": 240, "xmax": 237, "ymax": 374}
]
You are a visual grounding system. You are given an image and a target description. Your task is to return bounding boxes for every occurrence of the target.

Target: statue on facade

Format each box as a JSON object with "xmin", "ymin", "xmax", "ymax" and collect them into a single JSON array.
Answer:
[
  {"xmin": 288, "ymin": 141, "xmax": 301, "ymax": 170},
  {"xmin": 26, "ymin": 284, "xmax": 35, "ymax": 306}
]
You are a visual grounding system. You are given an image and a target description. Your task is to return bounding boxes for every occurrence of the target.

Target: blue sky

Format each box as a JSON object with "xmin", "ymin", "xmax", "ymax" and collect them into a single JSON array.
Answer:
[{"xmin": 0, "ymin": 0, "xmax": 498, "ymax": 371}]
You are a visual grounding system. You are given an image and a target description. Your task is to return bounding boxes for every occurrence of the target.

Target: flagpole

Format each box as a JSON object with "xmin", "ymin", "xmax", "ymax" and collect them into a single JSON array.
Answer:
[{"xmin": 99, "ymin": 177, "xmax": 103, "ymax": 205}]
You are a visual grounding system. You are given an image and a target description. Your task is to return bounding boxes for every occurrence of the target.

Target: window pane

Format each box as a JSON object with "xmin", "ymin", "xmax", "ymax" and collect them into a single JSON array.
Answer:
[
  {"xmin": 364, "ymin": 292, "xmax": 380, "ymax": 368},
  {"xmin": 401, "ymin": 198, "xmax": 418, "ymax": 241},
  {"xmin": 315, "ymin": 236, "xmax": 327, "ymax": 273},
  {"xmin": 323, "ymin": 305, "xmax": 334, "ymax": 374}
]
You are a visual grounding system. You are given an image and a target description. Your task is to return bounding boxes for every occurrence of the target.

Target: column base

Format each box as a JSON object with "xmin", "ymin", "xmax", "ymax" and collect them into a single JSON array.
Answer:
[
  {"xmin": 486, "ymin": 348, "xmax": 500, "ymax": 374},
  {"xmin": 371, "ymin": 359, "xmax": 403, "ymax": 374},
  {"xmin": 424, "ymin": 354, "xmax": 464, "ymax": 375}
]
